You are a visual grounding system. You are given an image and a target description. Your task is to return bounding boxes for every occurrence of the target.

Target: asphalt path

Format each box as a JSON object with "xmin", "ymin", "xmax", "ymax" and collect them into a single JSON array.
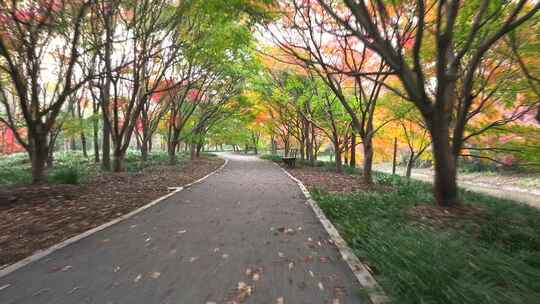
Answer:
[{"xmin": 0, "ymin": 153, "xmax": 363, "ymax": 304}]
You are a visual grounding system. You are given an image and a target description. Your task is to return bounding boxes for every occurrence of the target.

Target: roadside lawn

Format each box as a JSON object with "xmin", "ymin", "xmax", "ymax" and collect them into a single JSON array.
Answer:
[
  {"xmin": 0, "ymin": 152, "xmax": 224, "ymax": 267},
  {"xmin": 264, "ymin": 156, "xmax": 540, "ymax": 304}
]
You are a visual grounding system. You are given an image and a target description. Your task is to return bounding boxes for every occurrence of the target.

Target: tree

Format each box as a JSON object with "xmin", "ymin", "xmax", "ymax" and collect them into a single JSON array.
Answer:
[
  {"xmin": 316, "ymin": 0, "xmax": 540, "ymax": 206},
  {"xmin": 0, "ymin": 0, "xmax": 93, "ymax": 183},
  {"xmin": 264, "ymin": 0, "xmax": 391, "ymax": 183}
]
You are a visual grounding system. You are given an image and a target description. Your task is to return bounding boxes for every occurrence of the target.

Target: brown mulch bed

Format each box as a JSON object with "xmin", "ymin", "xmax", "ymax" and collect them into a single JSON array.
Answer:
[
  {"xmin": 0, "ymin": 157, "xmax": 224, "ymax": 267},
  {"xmin": 285, "ymin": 165, "xmax": 387, "ymax": 193},
  {"xmin": 405, "ymin": 204, "xmax": 486, "ymax": 231}
]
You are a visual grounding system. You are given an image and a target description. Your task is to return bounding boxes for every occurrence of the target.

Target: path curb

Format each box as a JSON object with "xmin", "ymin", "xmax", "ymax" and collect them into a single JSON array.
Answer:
[
  {"xmin": 276, "ymin": 163, "xmax": 388, "ymax": 304},
  {"xmin": 0, "ymin": 158, "xmax": 229, "ymax": 279}
]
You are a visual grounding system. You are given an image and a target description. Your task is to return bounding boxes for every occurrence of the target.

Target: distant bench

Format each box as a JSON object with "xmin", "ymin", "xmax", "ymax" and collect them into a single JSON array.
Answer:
[{"xmin": 281, "ymin": 149, "xmax": 298, "ymax": 168}]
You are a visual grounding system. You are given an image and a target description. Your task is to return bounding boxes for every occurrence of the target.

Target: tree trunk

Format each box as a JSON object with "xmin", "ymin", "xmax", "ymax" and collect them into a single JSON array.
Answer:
[
  {"xmin": 406, "ymin": 152, "xmax": 415, "ymax": 179},
  {"xmin": 197, "ymin": 141, "xmax": 203, "ymax": 157},
  {"xmin": 430, "ymin": 125, "xmax": 459, "ymax": 206},
  {"xmin": 92, "ymin": 101, "xmax": 100, "ymax": 163},
  {"xmin": 29, "ymin": 132, "xmax": 49, "ymax": 184},
  {"xmin": 168, "ymin": 143, "xmax": 177, "ymax": 165},
  {"xmin": 141, "ymin": 139, "xmax": 149, "ymax": 161},
  {"xmin": 102, "ymin": 118, "xmax": 111, "ymax": 170},
  {"xmin": 93, "ymin": 119, "xmax": 100, "ymax": 163},
  {"xmin": 343, "ymin": 139, "xmax": 349, "ymax": 165},
  {"xmin": 81, "ymin": 132, "xmax": 88, "ymax": 158},
  {"xmin": 334, "ymin": 142, "xmax": 342, "ymax": 173},
  {"xmin": 350, "ymin": 132, "xmax": 356, "ymax": 167},
  {"xmin": 113, "ymin": 148, "xmax": 124, "ymax": 172},
  {"xmin": 362, "ymin": 138, "xmax": 374, "ymax": 184}
]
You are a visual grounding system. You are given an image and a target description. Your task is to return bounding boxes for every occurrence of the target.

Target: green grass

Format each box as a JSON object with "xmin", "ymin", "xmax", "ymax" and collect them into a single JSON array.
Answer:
[
  {"xmin": 0, "ymin": 150, "xmax": 179, "ymax": 185},
  {"xmin": 312, "ymin": 170, "xmax": 540, "ymax": 303}
]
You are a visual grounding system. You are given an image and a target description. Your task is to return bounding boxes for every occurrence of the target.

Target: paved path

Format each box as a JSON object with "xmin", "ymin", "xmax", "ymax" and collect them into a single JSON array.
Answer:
[{"xmin": 0, "ymin": 154, "xmax": 363, "ymax": 304}]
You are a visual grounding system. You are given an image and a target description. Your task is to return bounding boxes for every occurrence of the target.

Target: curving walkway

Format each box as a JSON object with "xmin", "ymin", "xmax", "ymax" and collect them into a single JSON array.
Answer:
[{"xmin": 0, "ymin": 153, "xmax": 363, "ymax": 304}]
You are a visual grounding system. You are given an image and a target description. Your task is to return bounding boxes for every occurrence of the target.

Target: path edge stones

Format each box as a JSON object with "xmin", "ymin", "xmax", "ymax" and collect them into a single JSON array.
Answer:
[
  {"xmin": 275, "ymin": 163, "xmax": 389, "ymax": 304},
  {"xmin": 0, "ymin": 158, "xmax": 229, "ymax": 279}
]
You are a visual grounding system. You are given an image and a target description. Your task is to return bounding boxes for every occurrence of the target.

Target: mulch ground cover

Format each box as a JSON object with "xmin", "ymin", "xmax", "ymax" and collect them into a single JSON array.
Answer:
[
  {"xmin": 286, "ymin": 165, "xmax": 386, "ymax": 193},
  {"xmin": 0, "ymin": 157, "xmax": 223, "ymax": 267}
]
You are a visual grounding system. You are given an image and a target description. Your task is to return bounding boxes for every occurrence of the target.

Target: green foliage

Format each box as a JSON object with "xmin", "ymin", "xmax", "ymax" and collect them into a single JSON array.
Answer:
[
  {"xmin": 49, "ymin": 166, "xmax": 81, "ymax": 185},
  {"xmin": 0, "ymin": 153, "xmax": 32, "ymax": 185},
  {"xmin": 313, "ymin": 172, "xmax": 540, "ymax": 304},
  {"xmin": 0, "ymin": 151, "xmax": 179, "ymax": 185},
  {"xmin": 259, "ymin": 154, "xmax": 282, "ymax": 162}
]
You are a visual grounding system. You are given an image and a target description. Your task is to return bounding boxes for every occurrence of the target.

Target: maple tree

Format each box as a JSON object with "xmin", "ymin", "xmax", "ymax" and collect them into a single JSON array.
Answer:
[{"xmin": 310, "ymin": 0, "xmax": 540, "ymax": 206}]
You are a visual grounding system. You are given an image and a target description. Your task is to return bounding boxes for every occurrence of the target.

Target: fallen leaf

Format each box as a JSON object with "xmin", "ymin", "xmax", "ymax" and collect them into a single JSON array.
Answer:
[
  {"xmin": 285, "ymin": 228, "xmax": 295, "ymax": 235},
  {"xmin": 134, "ymin": 274, "xmax": 142, "ymax": 283},
  {"xmin": 60, "ymin": 265, "xmax": 72, "ymax": 272},
  {"xmin": 237, "ymin": 281, "xmax": 252, "ymax": 299},
  {"xmin": 253, "ymin": 273, "xmax": 260, "ymax": 281},
  {"xmin": 68, "ymin": 286, "xmax": 80, "ymax": 294}
]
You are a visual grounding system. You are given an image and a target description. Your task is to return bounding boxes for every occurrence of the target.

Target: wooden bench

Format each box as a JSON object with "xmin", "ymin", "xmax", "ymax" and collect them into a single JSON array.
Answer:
[{"xmin": 281, "ymin": 149, "xmax": 298, "ymax": 168}]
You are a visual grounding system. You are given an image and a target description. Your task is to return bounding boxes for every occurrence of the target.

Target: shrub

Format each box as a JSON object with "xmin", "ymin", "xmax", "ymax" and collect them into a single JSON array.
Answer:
[
  {"xmin": 49, "ymin": 166, "xmax": 81, "ymax": 185},
  {"xmin": 260, "ymin": 154, "xmax": 282, "ymax": 162}
]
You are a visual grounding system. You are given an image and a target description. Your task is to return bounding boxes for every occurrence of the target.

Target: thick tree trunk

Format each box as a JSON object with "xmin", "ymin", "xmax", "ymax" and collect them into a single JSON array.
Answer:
[
  {"xmin": 168, "ymin": 143, "xmax": 177, "ymax": 165},
  {"xmin": 29, "ymin": 132, "xmax": 49, "ymax": 184},
  {"xmin": 113, "ymin": 148, "xmax": 124, "ymax": 172},
  {"xmin": 362, "ymin": 138, "xmax": 374, "ymax": 184},
  {"xmin": 430, "ymin": 126, "xmax": 459, "ymax": 206}
]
